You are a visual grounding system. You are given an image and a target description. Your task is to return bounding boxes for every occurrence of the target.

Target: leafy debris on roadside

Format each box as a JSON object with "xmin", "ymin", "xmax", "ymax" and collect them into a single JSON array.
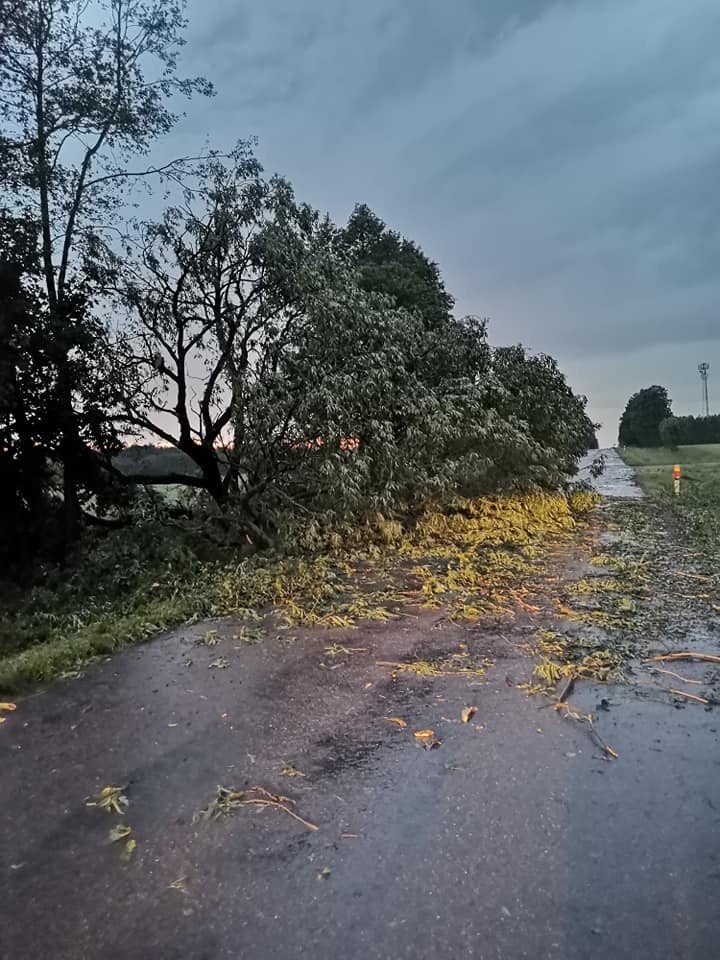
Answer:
[
  {"xmin": 121, "ymin": 838, "xmax": 137, "ymax": 860},
  {"xmin": 194, "ymin": 785, "xmax": 318, "ymax": 831},
  {"xmin": 280, "ymin": 762, "xmax": 306, "ymax": 778},
  {"xmin": 0, "ymin": 702, "xmax": 16, "ymax": 724},
  {"xmin": 109, "ymin": 824, "xmax": 132, "ymax": 843},
  {"xmin": 460, "ymin": 706, "xmax": 477, "ymax": 723},
  {"xmin": 233, "ymin": 627, "xmax": 265, "ymax": 645},
  {"xmin": 87, "ymin": 785, "xmax": 129, "ymax": 815},
  {"xmin": 169, "ymin": 876, "xmax": 190, "ymax": 895},
  {"xmin": 414, "ymin": 728, "xmax": 442, "ymax": 749}
]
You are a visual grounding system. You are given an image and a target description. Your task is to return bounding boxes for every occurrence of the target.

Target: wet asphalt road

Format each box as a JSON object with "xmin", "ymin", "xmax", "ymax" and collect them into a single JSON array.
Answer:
[
  {"xmin": 2, "ymin": 460, "xmax": 720, "ymax": 960},
  {"xmin": 3, "ymin": 641, "xmax": 718, "ymax": 960}
]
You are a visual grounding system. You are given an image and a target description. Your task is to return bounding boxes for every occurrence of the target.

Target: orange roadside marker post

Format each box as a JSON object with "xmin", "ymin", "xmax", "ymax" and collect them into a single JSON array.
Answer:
[{"xmin": 673, "ymin": 464, "xmax": 681, "ymax": 496}]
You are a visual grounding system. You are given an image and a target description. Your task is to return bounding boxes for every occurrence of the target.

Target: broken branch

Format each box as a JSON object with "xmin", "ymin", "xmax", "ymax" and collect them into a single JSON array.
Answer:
[
  {"xmin": 645, "ymin": 653, "xmax": 720, "ymax": 664},
  {"xmin": 656, "ymin": 668, "xmax": 702, "ymax": 686},
  {"xmin": 668, "ymin": 688, "xmax": 709, "ymax": 705}
]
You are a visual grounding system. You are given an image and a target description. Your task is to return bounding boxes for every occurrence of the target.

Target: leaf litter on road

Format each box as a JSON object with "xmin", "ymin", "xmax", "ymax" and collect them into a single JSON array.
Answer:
[
  {"xmin": 414, "ymin": 729, "xmax": 442, "ymax": 749},
  {"xmin": 87, "ymin": 785, "xmax": 129, "ymax": 815},
  {"xmin": 194, "ymin": 785, "xmax": 318, "ymax": 831},
  {"xmin": 121, "ymin": 838, "xmax": 137, "ymax": 860},
  {"xmin": 108, "ymin": 824, "xmax": 132, "ymax": 843},
  {"xmin": 280, "ymin": 762, "xmax": 306, "ymax": 778},
  {"xmin": 0, "ymin": 702, "xmax": 16, "ymax": 724}
]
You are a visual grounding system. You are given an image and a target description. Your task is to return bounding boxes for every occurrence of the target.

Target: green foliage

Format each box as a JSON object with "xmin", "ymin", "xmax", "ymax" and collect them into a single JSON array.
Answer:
[
  {"xmin": 0, "ymin": 490, "xmax": 596, "ymax": 690},
  {"xmin": 660, "ymin": 415, "xmax": 720, "ymax": 448},
  {"xmin": 340, "ymin": 203, "xmax": 454, "ymax": 330},
  {"xmin": 0, "ymin": 216, "xmax": 124, "ymax": 571},
  {"xmin": 618, "ymin": 385, "xmax": 672, "ymax": 447},
  {"xmin": 116, "ymin": 151, "xmax": 596, "ymax": 539},
  {"xmin": 488, "ymin": 346, "xmax": 597, "ymax": 487},
  {"xmin": 1, "ymin": 0, "xmax": 600, "ymax": 676}
]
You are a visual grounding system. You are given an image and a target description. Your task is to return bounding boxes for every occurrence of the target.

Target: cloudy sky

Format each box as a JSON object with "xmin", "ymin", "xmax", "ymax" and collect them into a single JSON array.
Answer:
[{"xmin": 168, "ymin": 0, "xmax": 720, "ymax": 445}]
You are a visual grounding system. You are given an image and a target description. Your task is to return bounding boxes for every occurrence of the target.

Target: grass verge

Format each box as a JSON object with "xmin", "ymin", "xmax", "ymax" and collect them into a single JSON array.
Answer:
[{"xmin": 619, "ymin": 444, "xmax": 720, "ymax": 553}]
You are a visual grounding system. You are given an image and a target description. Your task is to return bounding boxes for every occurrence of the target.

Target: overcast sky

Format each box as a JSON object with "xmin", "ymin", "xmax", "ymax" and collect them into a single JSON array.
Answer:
[{"xmin": 167, "ymin": 0, "xmax": 720, "ymax": 445}]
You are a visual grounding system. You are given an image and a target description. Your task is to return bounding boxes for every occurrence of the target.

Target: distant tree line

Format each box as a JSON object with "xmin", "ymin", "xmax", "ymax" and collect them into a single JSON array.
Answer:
[
  {"xmin": 1, "ymin": 0, "xmax": 597, "ymax": 577},
  {"xmin": 619, "ymin": 385, "xmax": 719, "ymax": 449},
  {"xmin": 659, "ymin": 415, "xmax": 720, "ymax": 448}
]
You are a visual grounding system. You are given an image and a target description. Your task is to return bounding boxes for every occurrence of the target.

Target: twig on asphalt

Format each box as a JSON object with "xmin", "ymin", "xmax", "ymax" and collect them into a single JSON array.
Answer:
[
  {"xmin": 556, "ymin": 676, "xmax": 575, "ymax": 704},
  {"xmin": 555, "ymin": 703, "xmax": 618, "ymax": 760},
  {"xmin": 194, "ymin": 785, "xmax": 319, "ymax": 831},
  {"xmin": 645, "ymin": 653, "xmax": 720, "ymax": 664},
  {"xmin": 656, "ymin": 668, "xmax": 703, "ymax": 685},
  {"xmin": 668, "ymin": 689, "xmax": 709, "ymax": 705}
]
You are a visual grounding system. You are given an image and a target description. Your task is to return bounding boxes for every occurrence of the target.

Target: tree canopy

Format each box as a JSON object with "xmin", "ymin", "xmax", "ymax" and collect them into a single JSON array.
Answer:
[
  {"xmin": 618, "ymin": 386, "xmax": 672, "ymax": 447},
  {"xmin": 0, "ymin": 2, "xmax": 599, "ymax": 576}
]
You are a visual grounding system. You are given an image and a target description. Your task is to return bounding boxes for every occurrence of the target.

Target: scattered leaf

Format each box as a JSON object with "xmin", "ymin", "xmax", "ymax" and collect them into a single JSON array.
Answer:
[
  {"xmin": 318, "ymin": 866, "xmax": 332, "ymax": 879},
  {"xmin": 414, "ymin": 728, "xmax": 442, "ymax": 749},
  {"xmin": 385, "ymin": 716, "xmax": 407, "ymax": 729},
  {"xmin": 233, "ymin": 627, "xmax": 265, "ymax": 645},
  {"xmin": 109, "ymin": 824, "xmax": 132, "ymax": 843},
  {"xmin": 280, "ymin": 762, "xmax": 306, "ymax": 778},
  {"xmin": 169, "ymin": 876, "xmax": 189, "ymax": 895},
  {"xmin": 0, "ymin": 702, "xmax": 17, "ymax": 712},
  {"xmin": 199, "ymin": 630, "xmax": 220, "ymax": 646},
  {"xmin": 460, "ymin": 706, "xmax": 477, "ymax": 724},
  {"xmin": 324, "ymin": 643, "xmax": 350, "ymax": 658},
  {"xmin": 168, "ymin": 722, "xmax": 178, "ymax": 728},
  {"xmin": 208, "ymin": 657, "xmax": 229, "ymax": 669},
  {"xmin": 122, "ymin": 838, "xmax": 137, "ymax": 860},
  {"xmin": 413, "ymin": 729, "xmax": 435, "ymax": 741},
  {"xmin": 87, "ymin": 785, "xmax": 129, "ymax": 815}
]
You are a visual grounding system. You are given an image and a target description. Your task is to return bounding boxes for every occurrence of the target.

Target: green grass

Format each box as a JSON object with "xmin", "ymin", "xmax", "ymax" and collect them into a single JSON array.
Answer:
[
  {"xmin": 620, "ymin": 444, "xmax": 720, "ymax": 497},
  {"xmin": 619, "ymin": 444, "xmax": 720, "ymax": 553}
]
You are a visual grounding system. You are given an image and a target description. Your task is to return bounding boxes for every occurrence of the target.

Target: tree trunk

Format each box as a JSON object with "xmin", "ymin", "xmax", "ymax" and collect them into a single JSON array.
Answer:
[{"xmin": 57, "ymin": 371, "xmax": 82, "ymax": 545}]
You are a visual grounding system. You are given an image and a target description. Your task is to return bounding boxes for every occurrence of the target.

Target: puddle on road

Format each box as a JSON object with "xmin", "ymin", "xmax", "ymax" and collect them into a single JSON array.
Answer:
[{"xmin": 577, "ymin": 448, "xmax": 644, "ymax": 499}]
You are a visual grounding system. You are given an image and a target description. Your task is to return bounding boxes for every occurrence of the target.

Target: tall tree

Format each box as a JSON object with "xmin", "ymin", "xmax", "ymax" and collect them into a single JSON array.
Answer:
[
  {"xmin": 340, "ymin": 203, "xmax": 453, "ymax": 331},
  {"xmin": 115, "ymin": 154, "xmax": 487, "ymax": 536},
  {"xmin": 0, "ymin": 0, "xmax": 212, "ymax": 539},
  {"xmin": 114, "ymin": 150, "xmax": 329, "ymax": 529},
  {"xmin": 618, "ymin": 385, "xmax": 672, "ymax": 447},
  {"xmin": 0, "ymin": 215, "xmax": 121, "ymax": 570}
]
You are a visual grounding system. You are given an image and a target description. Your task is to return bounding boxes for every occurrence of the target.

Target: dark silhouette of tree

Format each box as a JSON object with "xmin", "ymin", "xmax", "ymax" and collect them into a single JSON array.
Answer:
[
  {"xmin": 619, "ymin": 386, "xmax": 672, "ymax": 447},
  {"xmin": 0, "ymin": 0, "xmax": 213, "ymax": 542}
]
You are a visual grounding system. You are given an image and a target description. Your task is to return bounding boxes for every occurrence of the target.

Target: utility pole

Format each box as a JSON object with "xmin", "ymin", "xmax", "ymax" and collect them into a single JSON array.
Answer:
[{"xmin": 698, "ymin": 362, "xmax": 710, "ymax": 417}]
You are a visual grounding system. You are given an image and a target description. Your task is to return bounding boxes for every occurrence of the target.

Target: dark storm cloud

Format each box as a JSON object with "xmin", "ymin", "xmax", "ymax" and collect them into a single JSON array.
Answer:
[{"xmin": 175, "ymin": 0, "xmax": 720, "ymax": 442}]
